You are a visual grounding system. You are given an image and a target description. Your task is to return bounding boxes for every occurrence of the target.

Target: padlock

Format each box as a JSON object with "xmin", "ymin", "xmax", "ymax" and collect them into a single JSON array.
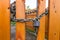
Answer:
[
  {"xmin": 33, "ymin": 18, "xmax": 40, "ymax": 34},
  {"xmin": 33, "ymin": 18, "xmax": 40, "ymax": 27}
]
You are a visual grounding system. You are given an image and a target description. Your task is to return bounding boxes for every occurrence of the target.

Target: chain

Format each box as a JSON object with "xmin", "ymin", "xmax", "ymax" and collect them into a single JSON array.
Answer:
[
  {"xmin": 13, "ymin": 11, "xmax": 48, "ymax": 22},
  {"xmin": 11, "ymin": 1, "xmax": 48, "ymax": 22},
  {"xmin": 37, "ymin": 11, "xmax": 48, "ymax": 19}
]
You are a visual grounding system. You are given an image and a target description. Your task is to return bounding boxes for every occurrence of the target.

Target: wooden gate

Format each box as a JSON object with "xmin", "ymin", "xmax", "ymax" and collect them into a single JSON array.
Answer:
[
  {"xmin": 0, "ymin": 0, "xmax": 60, "ymax": 40},
  {"xmin": 0, "ymin": 0, "xmax": 10, "ymax": 40}
]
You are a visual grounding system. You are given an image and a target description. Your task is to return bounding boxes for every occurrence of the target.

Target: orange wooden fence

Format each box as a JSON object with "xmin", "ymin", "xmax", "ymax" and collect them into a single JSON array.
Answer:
[{"xmin": 0, "ymin": 0, "xmax": 60, "ymax": 40}]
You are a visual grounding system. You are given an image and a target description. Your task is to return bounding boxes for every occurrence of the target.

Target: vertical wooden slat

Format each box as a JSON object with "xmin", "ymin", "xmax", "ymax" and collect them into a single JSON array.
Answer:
[
  {"xmin": 16, "ymin": 0, "xmax": 25, "ymax": 40},
  {"xmin": 48, "ymin": 0, "xmax": 60, "ymax": 40},
  {"xmin": 37, "ymin": 0, "xmax": 46, "ymax": 40},
  {"xmin": 0, "ymin": 0, "xmax": 10, "ymax": 40}
]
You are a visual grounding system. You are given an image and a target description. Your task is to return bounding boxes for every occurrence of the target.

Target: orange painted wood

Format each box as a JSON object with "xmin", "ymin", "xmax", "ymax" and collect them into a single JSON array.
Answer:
[
  {"xmin": 0, "ymin": 0, "xmax": 10, "ymax": 40},
  {"xmin": 48, "ymin": 0, "xmax": 60, "ymax": 40},
  {"xmin": 37, "ymin": 0, "xmax": 46, "ymax": 40},
  {"xmin": 16, "ymin": 0, "xmax": 25, "ymax": 40},
  {"xmin": 26, "ymin": 13, "xmax": 36, "ymax": 30}
]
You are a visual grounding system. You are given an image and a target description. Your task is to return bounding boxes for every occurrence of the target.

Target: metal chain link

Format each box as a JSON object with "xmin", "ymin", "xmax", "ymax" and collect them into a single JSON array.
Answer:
[
  {"xmin": 13, "ymin": 11, "xmax": 48, "ymax": 22},
  {"xmin": 37, "ymin": 11, "xmax": 48, "ymax": 19},
  {"xmin": 10, "ymin": 2, "xmax": 48, "ymax": 22}
]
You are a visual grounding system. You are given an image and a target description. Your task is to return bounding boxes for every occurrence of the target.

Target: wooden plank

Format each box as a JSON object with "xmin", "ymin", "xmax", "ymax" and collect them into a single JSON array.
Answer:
[
  {"xmin": 16, "ymin": 0, "xmax": 25, "ymax": 40},
  {"xmin": 48, "ymin": 0, "xmax": 60, "ymax": 40},
  {"xmin": 0, "ymin": 0, "xmax": 10, "ymax": 40},
  {"xmin": 37, "ymin": 0, "xmax": 46, "ymax": 40}
]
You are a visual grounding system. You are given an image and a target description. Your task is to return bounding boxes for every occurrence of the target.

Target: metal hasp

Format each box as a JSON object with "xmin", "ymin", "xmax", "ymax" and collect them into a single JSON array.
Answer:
[
  {"xmin": 48, "ymin": 0, "xmax": 60, "ymax": 40},
  {"xmin": 16, "ymin": 0, "xmax": 25, "ymax": 40},
  {"xmin": 0, "ymin": 0, "xmax": 10, "ymax": 40},
  {"xmin": 37, "ymin": 0, "xmax": 46, "ymax": 40}
]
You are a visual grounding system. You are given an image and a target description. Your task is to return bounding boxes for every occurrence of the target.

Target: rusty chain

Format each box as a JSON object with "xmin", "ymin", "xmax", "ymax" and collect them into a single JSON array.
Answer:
[{"xmin": 13, "ymin": 10, "xmax": 48, "ymax": 22}]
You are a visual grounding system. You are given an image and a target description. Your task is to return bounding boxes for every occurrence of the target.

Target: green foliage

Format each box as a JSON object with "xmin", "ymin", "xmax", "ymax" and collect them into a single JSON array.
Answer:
[
  {"xmin": 27, "ymin": 6, "xmax": 30, "ymax": 10},
  {"xmin": 11, "ymin": 21, "xmax": 16, "ymax": 26},
  {"xmin": 26, "ymin": 28, "xmax": 34, "ymax": 32}
]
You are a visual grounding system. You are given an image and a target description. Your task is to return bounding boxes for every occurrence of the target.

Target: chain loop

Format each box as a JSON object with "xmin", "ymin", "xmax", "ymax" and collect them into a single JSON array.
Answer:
[{"xmin": 13, "ymin": 11, "xmax": 48, "ymax": 22}]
